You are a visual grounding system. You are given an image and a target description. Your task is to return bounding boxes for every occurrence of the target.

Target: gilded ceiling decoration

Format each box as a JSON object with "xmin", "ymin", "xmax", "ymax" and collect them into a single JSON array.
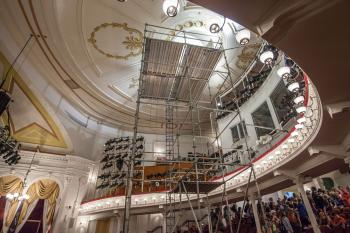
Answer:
[
  {"xmin": 0, "ymin": 52, "xmax": 68, "ymax": 149},
  {"xmin": 88, "ymin": 22, "xmax": 143, "ymax": 60},
  {"xmin": 166, "ymin": 20, "xmax": 204, "ymax": 41},
  {"xmin": 235, "ymin": 43, "xmax": 261, "ymax": 70}
]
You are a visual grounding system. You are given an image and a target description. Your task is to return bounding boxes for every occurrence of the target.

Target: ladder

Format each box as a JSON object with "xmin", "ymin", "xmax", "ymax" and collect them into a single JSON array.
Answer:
[
  {"xmin": 165, "ymin": 102, "xmax": 176, "ymax": 233},
  {"xmin": 165, "ymin": 102, "xmax": 174, "ymax": 161}
]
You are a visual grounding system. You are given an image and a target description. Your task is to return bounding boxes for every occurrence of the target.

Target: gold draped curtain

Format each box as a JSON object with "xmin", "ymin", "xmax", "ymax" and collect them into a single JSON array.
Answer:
[
  {"xmin": 5, "ymin": 179, "xmax": 60, "ymax": 226},
  {"xmin": 0, "ymin": 176, "xmax": 23, "ymax": 227},
  {"xmin": 0, "ymin": 175, "xmax": 23, "ymax": 196}
]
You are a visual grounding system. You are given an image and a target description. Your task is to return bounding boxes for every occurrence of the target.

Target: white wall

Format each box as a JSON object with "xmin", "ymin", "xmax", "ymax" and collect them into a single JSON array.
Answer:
[
  {"xmin": 217, "ymin": 68, "xmax": 282, "ymax": 165},
  {"xmin": 0, "ymin": 151, "xmax": 94, "ymax": 233}
]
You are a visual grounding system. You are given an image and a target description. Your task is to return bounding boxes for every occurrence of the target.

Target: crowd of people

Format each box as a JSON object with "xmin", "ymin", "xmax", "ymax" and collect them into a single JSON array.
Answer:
[{"xmin": 183, "ymin": 186, "xmax": 350, "ymax": 233}]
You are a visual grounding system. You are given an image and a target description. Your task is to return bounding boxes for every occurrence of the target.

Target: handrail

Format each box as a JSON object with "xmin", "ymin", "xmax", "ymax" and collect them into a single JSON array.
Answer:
[
  {"xmin": 146, "ymin": 225, "xmax": 162, "ymax": 233},
  {"xmin": 218, "ymin": 42, "xmax": 266, "ymax": 98},
  {"xmin": 181, "ymin": 214, "xmax": 208, "ymax": 226}
]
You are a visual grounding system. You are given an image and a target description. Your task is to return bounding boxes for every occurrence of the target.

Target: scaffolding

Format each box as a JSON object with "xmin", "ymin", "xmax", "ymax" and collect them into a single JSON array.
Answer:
[{"xmin": 122, "ymin": 24, "xmax": 267, "ymax": 233}]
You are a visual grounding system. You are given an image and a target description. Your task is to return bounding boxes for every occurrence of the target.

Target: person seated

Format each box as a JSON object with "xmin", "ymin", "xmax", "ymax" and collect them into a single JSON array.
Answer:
[
  {"xmin": 318, "ymin": 210, "xmax": 331, "ymax": 227},
  {"xmin": 330, "ymin": 213, "xmax": 346, "ymax": 230}
]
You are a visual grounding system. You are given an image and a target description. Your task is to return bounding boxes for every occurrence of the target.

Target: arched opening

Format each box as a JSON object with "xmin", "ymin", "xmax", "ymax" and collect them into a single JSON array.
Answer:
[
  {"xmin": 0, "ymin": 175, "xmax": 23, "ymax": 230},
  {"xmin": 5, "ymin": 178, "xmax": 60, "ymax": 233}
]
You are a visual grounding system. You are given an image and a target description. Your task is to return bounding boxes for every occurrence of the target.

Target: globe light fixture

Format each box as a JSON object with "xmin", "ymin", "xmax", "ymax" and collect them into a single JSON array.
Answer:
[
  {"xmin": 209, "ymin": 23, "xmax": 221, "ymax": 33},
  {"xmin": 297, "ymin": 117, "xmax": 306, "ymax": 124},
  {"xmin": 235, "ymin": 29, "xmax": 250, "ymax": 45},
  {"xmin": 163, "ymin": 0, "xmax": 180, "ymax": 17},
  {"xmin": 293, "ymin": 95, "xmax": 304, "ymax": 104},
  {"xmin": 296, "ymin": 106, "xmax": 307, "ymax": 113},
  {"xmin": 288, "ymin": 138, "xmax": 295, "ymax": 143},
  {"xmin": 259, "ymin": 50, "xmax": 274, "ymax": 65},
  {"xmin": 287, "ymin": 82, "xmax": 300, "ymax": 92},
  {"xmin": 277, "ymin": 66, "xmax": 291, "ymax": 79}
]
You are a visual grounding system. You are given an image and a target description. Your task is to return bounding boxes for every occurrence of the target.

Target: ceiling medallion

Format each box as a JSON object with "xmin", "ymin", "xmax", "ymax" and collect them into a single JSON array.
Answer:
[{"xmin": 88, "ymin": 22, "xmax": 143, "ymax": 60}]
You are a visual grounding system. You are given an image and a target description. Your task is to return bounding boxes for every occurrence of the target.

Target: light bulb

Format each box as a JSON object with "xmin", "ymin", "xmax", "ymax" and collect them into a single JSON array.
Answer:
[
  {"xmin": 13, "ymin": 192, "xmax": 19, "ymax": 198},
  {"xmin": 288, "ymin": 138, "xmax": 295, "ymax": 143},
  {"xmin": 275, "ymin": 150, "xmax": 281, "ymax": 155},
  {"xmin": 297, "ymin": 117, "xmax": 306, "ymax": 124},
  {"xmin": 282, "ymin": 144, "xmax": 288, "ymax": 149},
  {"xmin": 277, "ymin": 66, "xmax": 291, "ymax": 78},
  {"xmin": 296, "ymin": 106, "xmax": 307, "ymax": 113},
  {"xmin": 295, "ymin": 124, "xmax": 304, "ymax": 129},
  {"xmin": 6, "ymin": 193, "xmax": 14, "ymax": 200},
  {"xmin": 259, "ymin": 50, "xmax": 274, "ymax": 65},
  {"xmin": 293, "ymin": 95, "xmax": 305, "ymax": 104},
  {"xmin": 291, "ymin": 131, "xmax": 299, "ymax": 137},
  {"xmin": 287, "ymin": 82, "xmax": 300, "ymax": 92},
  {"xmin": 235, "ymin": 29, "xmax": 250, "ymax": 45}
]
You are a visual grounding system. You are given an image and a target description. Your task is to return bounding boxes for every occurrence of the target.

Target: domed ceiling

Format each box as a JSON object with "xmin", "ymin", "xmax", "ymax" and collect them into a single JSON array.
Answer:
[{"xmin": 1, "ymin": 0, "xmax": 262, "ymax": 135}]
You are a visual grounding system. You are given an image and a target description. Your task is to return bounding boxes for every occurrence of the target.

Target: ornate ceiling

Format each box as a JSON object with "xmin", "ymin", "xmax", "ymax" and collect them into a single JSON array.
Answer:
[
  {"xmin": 0, "ymin": 0, "xmax": 261, "ymax": 136},
  {"xmin": 0, "ymin": 52, "xmax": 71, "ymax": 152}
]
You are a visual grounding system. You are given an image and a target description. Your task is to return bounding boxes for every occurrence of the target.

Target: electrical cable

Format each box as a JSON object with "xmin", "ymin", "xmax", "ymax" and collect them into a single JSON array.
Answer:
[{"xmin": 0, "ymin": 35, "xmax": 33, "ymax": 89}]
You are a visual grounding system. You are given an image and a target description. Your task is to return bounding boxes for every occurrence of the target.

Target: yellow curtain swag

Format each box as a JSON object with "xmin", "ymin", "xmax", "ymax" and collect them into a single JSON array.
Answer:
[
  {"xmin": 0, "ymin": 176, "xmax": 23, "ymax": 227},
  {"xmin": 4, "ymin": 179, "xmax": 59, "ymax": 226}
]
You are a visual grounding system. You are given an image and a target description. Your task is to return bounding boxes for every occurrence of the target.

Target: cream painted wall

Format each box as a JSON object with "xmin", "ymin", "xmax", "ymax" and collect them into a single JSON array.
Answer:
[
  {"xmin": 217, "ymin": 65, "xmax": 284, "ymax": 167},
  {"xmin": 0, "ymin": 151, "xmax": 94, "ymax": 233}
]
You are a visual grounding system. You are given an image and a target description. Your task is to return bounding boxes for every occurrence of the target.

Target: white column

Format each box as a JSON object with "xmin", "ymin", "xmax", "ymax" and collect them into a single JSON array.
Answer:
[
  {"xmin": 345, "ymin": 157, "xmax": 350, "ymax": 167},
  {"xmin": 162, "ymin": 213, "xmax": 166, "ymax": 233},
  {"xmin": 249, "ymin": 194, "xmax": 262, "ymax": 233},
  {"xmin": 115, "ymin": 215, "xmax": 122, "ymax": 233},
  {"xmin": 296, "ymin": 177, "xmax": 321, "ymax": 233},
  {"xmin": 277, "ymin": 191, "xmax": 284, "ymax": 199}
]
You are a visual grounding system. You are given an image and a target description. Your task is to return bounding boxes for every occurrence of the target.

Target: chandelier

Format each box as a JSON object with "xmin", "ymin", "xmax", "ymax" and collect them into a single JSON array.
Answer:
[{"xmin": 5, "ymin": 149, "xmax": 38, "ymax": 201}]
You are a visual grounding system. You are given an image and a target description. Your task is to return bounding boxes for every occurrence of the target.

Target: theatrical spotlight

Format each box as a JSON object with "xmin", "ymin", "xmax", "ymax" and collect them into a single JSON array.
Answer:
[
  {"xmin": 0, "ymin": 125, "xmax": 21, "ymax": 166},
  {"xmin": 0, "ymin": 90, "xmax": 11, "ymax": 116}
]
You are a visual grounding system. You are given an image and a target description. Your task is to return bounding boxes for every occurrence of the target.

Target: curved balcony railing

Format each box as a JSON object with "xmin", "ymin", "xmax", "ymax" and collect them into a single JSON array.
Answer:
[{"xmin": 79, "ymin": 71, "xmax": 322, "ymax": 214}]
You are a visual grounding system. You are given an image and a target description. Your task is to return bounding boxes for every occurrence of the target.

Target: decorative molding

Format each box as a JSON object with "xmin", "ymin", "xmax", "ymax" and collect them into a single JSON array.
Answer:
[
  {"xmin": 108, "ymin": 85, "xmax": 133, "ymax": 101},
  {"xmin": 165, "ymin": 20, "xmax": 205, "ymax": 41},
  {"xmin": 326, "ymin": 101, "xmax": 350, "ymax": 118},
  {"xmin": 87, "ymin": 22, "xmax": 143, "ymax": 60},
  {"xmin": 0, "ymin": 52, "xmax": 69, "ymax": 149}
]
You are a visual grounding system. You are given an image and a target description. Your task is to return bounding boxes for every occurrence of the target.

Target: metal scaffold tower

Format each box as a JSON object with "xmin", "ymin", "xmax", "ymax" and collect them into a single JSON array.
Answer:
[{"xmin": 122, "ymin": 23, "xmax": 268, "ymax": 233}]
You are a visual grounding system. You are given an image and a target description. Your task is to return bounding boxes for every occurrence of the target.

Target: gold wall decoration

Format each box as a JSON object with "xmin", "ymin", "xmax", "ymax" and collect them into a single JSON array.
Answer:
[
  {"xmin": 235, "ymin": 43, "xmax": 261, "ymax": 70},
  {"xmin": 0, "ymin": 52, "xmax": 68, "ymax": 149},
  {"xmin": 18, "ymin": 179, "xmax": 60, "ymax": 225},
  {"xmin": 166, "ymin": 20, "xmax": 204, "ymax": 41},
  {"xmin": 0, "ymin": 175, "xmax": 23, "ymax": 227},
  {"xmin": 88, "ymin": 22, "xmax": 143, "ymax": 60}
]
